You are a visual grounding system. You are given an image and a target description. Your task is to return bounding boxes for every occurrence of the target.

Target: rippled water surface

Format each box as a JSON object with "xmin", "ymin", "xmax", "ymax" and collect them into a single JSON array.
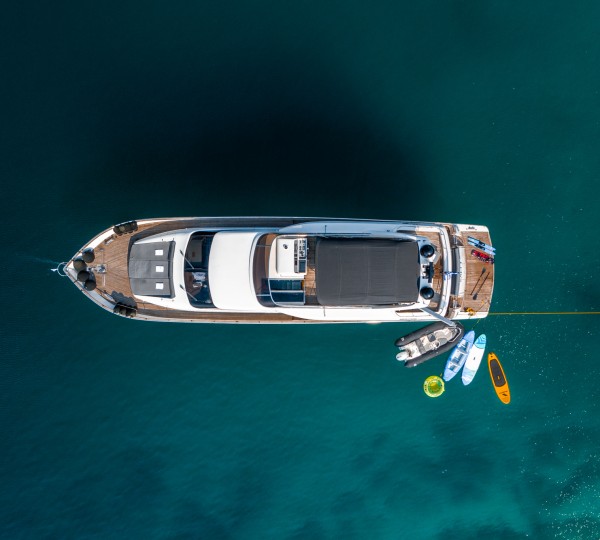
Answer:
[{"xmin": 1, "ymin": 2, "xmax": 599, "ymax": 538}]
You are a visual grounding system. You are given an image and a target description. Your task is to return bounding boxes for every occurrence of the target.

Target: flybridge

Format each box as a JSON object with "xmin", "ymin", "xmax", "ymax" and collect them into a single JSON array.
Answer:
[
  {"xmin": 312, "ymin": 238, "xmax": 420, "ymax": 306},
  {"xmin": 254, "ymin": 234, "xmax": 429, "ymax": 309}
]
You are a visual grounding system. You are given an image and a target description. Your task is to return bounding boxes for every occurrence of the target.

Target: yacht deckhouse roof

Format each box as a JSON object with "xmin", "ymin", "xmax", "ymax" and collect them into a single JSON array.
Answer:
[
  {"xmin": 208, "ymin": 232, "xmax": 263, "ymax": 310},
  {"xmin": 315, "ymin": 238, "xmax": 420, "ymax": 306}
]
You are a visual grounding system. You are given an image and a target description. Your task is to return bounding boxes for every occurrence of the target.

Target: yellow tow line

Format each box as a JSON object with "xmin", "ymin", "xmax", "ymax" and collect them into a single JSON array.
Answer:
[{"xmin": 489, "ymin": 312, "xmax": 599, "ymax": 316}]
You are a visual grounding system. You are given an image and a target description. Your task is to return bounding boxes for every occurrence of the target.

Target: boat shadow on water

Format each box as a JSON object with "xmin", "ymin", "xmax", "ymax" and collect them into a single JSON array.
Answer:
[{"xmin": 67, "ymin": 54, "xmax": 431, "ymax": 219}]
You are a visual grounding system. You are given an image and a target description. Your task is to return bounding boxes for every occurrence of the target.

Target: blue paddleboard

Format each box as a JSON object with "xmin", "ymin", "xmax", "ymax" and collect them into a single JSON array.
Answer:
[
  {"xmin": 462, "ymin": 334, "xmax": 487, "ymax": 385},
  {"xmin": 443, "ymin": 330, "xmax": 475, "ymax": 381}
]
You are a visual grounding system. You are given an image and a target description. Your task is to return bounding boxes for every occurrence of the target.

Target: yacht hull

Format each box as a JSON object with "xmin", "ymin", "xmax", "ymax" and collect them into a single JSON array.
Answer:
[{"xmin": 64, "ymin": 217, "xmax": 495, "ymax": 324}]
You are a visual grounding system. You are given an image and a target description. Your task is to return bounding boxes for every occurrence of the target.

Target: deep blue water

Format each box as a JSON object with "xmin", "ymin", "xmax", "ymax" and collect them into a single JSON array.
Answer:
[{"xmin": 1, "ymin": 2, "xmax": 599, "ymax": 538}]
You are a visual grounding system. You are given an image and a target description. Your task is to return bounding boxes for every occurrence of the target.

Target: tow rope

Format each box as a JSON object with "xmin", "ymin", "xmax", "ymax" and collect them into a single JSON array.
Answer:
[{"xmin": 489, "ymin": 312, "xmax": 599, "ymax": 316}]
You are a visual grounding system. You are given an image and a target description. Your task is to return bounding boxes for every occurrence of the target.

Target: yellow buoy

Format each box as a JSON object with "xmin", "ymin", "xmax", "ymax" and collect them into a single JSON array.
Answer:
[{"xmin": 423, "ymin": 375, "xmax": 445, "ymax": 398}]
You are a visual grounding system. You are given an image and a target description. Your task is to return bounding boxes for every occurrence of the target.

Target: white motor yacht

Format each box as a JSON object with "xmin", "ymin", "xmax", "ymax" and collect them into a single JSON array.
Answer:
[{"xmin": 62, "ymin": 217, "xmax": 495, "ymax": 323}]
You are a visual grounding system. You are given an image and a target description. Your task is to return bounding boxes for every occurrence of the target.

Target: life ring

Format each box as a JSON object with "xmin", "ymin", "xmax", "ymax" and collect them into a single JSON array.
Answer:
[{"xmin": 423, "ymin": 375, "xmax": 445, "ymax": 398}]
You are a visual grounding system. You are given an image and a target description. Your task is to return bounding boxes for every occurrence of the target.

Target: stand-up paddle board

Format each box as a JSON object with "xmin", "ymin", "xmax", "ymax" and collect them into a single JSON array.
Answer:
[
  {"xmin": 488, "ymin": 352, "xmax": 510, "ymax": 404},
  {"xmin": 462, "ymin": 334, "xmax": 486, "ymax": 385},
  {"xmin": 443, "ymin": 330, "xmax": 475, "ymax": 381}
]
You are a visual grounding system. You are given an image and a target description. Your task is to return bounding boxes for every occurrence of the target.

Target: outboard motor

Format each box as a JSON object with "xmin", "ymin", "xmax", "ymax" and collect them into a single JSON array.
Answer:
[{"xmin": 395, "ymin": 350, "xmax": 410, "ymax": 361}]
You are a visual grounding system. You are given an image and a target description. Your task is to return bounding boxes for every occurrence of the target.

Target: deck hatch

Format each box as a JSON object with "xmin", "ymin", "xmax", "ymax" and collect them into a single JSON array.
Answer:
[{"xmin": 129, "ymin": 241, "xmax": 175, "ymax": 298}]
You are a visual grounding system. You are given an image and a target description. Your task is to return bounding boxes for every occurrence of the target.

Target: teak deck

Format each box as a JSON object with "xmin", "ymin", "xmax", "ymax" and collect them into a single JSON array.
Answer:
[
  {"xmin": 73, "ymin": 219, "xmax": 494, "ymax": 323},
  {"xmin": 458, "ymin": 232, "xmax": 495, "ymax": 316}
]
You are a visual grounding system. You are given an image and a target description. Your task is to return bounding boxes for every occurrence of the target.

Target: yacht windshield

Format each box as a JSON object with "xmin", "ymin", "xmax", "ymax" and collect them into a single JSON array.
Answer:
[{"xmin": 183, "ymin": 232, "xmax": 215, "ymax": 307}]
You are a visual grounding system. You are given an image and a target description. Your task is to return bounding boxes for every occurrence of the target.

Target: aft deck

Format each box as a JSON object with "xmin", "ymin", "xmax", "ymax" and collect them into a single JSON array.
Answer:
[
  {"xmin": 452, "ymin": 228, "xmax": 495, "ymax": 318},
  {"xmin": 411, "ymin": 225, "xmax": 494, "ymax": 319}
]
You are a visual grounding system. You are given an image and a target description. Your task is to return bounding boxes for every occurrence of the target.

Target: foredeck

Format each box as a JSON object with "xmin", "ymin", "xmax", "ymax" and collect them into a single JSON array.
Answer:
[{"xmin": 76, "ymin": 219, "xmax": 304, "ymax": 322}]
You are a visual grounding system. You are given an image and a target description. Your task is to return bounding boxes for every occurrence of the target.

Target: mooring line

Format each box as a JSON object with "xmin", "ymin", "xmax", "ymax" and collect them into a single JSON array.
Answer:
[{"xmin": 489, "ymin": 312, "xmax": 599, "ymax": 316}]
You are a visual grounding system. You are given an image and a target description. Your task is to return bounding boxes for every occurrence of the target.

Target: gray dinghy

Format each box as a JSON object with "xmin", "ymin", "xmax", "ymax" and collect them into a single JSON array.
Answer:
[{"xmin": 395, "ymin": 322, "xmax": 465, "ymax": 368}]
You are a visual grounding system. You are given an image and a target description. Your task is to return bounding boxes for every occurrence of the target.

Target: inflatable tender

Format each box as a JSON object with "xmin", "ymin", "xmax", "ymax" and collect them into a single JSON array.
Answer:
[{"xmin": 395, "ymin": 322, "xmax": 465, "ymax": 368}]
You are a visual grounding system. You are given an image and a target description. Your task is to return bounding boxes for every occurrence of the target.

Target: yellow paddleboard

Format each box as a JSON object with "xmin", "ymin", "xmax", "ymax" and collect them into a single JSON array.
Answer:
[{"xmin": 488, "ymin": 352, "xmax": 510, "ymax": 404}]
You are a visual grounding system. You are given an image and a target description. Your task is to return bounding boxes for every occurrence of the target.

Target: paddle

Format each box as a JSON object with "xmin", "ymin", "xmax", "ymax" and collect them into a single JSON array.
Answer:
[
  {"xmin": 470, "ymin": 268, "xmax": 486, "ymax": 295},
  {"xmin": 473, "ymin": 274, "xmax": 490, "ymax": 300}
]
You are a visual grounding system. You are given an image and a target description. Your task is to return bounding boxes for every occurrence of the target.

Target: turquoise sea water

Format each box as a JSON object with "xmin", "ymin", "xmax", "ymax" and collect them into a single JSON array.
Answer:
[{"xmin": 1, "ymin": 2, "xmax": 599, "ymax": 538}]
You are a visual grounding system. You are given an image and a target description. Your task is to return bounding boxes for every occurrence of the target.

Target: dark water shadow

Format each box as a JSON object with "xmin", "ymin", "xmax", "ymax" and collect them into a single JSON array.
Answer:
[{"xmin": 69, "ymin": 50, "xmax": 429, "ymax": 221}]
